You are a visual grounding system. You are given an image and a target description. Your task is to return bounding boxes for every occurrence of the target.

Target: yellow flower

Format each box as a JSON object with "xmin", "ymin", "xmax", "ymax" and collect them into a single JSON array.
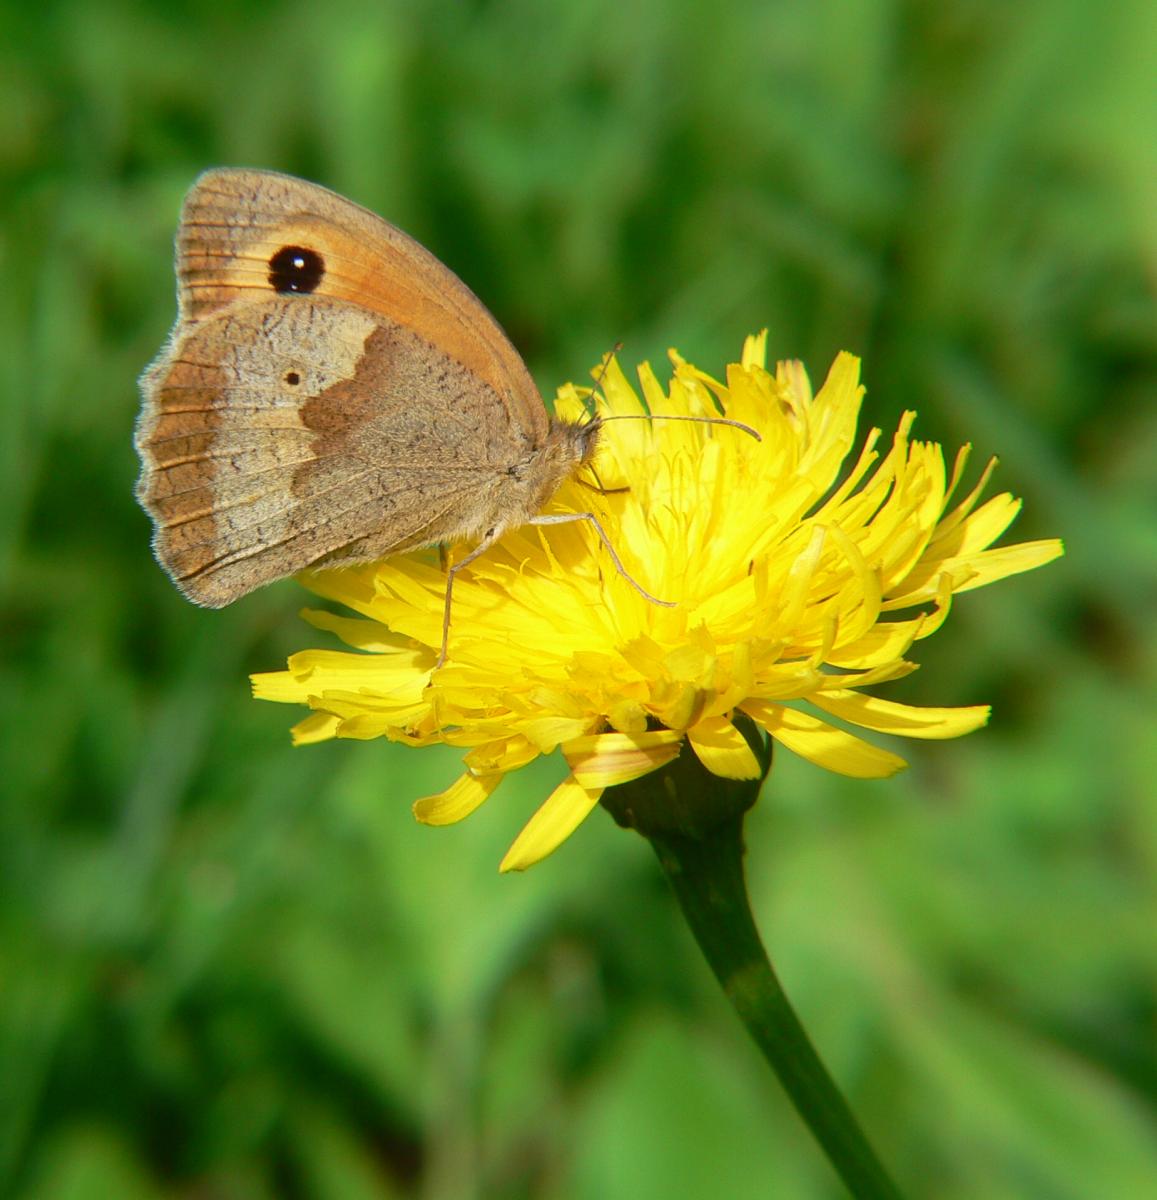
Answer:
[{"xmin": 252, "ymin": 334, "xmax": 1063, "ymax": 871}]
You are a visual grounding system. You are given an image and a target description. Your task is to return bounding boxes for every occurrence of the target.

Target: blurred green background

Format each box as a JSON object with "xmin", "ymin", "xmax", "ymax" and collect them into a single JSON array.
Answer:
[{"xmin": 2, "ymin": 0, "xmax": 1154, "ymax": 1197}]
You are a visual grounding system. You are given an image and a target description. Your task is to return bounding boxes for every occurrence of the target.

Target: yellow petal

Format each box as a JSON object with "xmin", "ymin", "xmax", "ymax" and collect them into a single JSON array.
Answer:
[
  {"xmin": 887, "ymin": 538, "xmax": 1065, "ymax": 606},
  {"xmin": 251, "ymin": 670, "xmax": 307, "ymax": 704},
  {"xmin": 743, "ymin": 701, "xmax": 907, "ymax": 778},
  {"xmin": 810, "ymin": 690, "xmax": 990, "ymax": 739},
  {"xmin": 777, "ymin": 526, "xmax": 828, "ymax": 632},
  {"xmin": 810, "ymin": 659, "xmax": 918, "ymax": 692},
  {"xmin": 939, "ymin": 448, "xmax": 987, "ymax": 524},
  {"xmin": 824, "ymin": 523, "xmax": 882, "ymax": 644},
  {"xmin": 335, "ymin": 713, "xmax": 415, "ymax": 740},
  {"xmin": 807, "ymin": 352, "xmax": 862, "ymax": 435},
  {"xmin": 500, "ymin": 776, "xmax": 603, "ymax": 872},
  {"xmin": 413, "ymin": 771, "xmax": 502, "ymax": 826},
  {"xmin": 741, "ymin": 330, "xmax": 769, "ymax": 369},
  {"xmin": 829, "ymin": 615, "xmax": 925, "ymax": 668},
  {"xmin": 607, "ymin": 699, "xmax": 649, "ymax": 734},
  {"xmin": 290, "ymin": 712, "xmax": 341, "ymax": 745},
  {"xmin": 949, "ymin": 493, "xmax": 1022, "ymax": 556},
  {"xmin": 253, "ymin": 648, "xmax": 430, "ymax": 700},
  {"xmin": 563, "ymin": 730, "xmax": 683, "ymax": 789},
  {"xmin": 463, "ymin": 738, "xmax": 540, "ymax": 774},
  {"xmin": 687, "ymin": 716, "xmax": 762, "ymax": 779},
  {"xmin": 952, "ymin": 539, "xmax": 1066, "ymax": 592},
  {"xmin": 520, "ymin": 715, "xmax": 594, "ymax": 752},
  {"xmin": 300, "ymin": 608, "xmax": 425, "ymax": 655}
]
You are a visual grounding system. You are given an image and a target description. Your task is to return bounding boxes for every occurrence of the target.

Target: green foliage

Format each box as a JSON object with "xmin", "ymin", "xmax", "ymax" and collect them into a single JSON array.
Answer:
[{"xmin": 1, "ymin": 0, "xmax": 1154, "ymax": 1196}]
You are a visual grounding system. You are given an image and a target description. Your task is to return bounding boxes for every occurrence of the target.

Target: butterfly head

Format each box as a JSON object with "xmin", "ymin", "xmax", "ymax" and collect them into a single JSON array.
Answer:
[{"xmin": 515, "ymin": 415, "xmax": 600, "ymax": 508}]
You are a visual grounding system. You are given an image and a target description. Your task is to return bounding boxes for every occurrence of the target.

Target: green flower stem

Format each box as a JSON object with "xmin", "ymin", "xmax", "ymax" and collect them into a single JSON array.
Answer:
[
  {"xmin": 601, "ymin": 718, "xmax": 904, "ymax": 1200},
  {"xmin": 649, "ymin": 818, "xmax": 904, "ymax": 1200}
]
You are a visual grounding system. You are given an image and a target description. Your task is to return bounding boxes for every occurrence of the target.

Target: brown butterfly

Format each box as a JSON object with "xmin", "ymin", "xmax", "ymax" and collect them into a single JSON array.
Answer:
[
  {"xmin": 136, "ymin": 170, "xmax": 638, "ymax": 658},
  {"xmin": 137, "ymin": 170, "xmax": 753, "ymax": 663}
]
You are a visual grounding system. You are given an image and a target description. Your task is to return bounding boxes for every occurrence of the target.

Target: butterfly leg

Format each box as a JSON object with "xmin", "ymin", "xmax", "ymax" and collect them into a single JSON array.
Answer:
[
  {"xmin": 438, "ymin": 529, "xmax": 501, "ymax": 669},
  {"xmin": 436, "ymin": 514, "xmax": 677, "ymax": 669},
  {"xmin": 576, "ymin": 469, "xmax": 629, "ymax": 496},
  {"xmin": 528, "ymin": 513, "xmax": 675, "ymax": 609}
]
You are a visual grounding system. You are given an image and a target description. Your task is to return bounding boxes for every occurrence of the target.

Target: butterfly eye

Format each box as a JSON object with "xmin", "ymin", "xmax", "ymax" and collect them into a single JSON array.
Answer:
[{"xmin": 268, "ymin": 245, "xmax": 325, "ymax": 294}]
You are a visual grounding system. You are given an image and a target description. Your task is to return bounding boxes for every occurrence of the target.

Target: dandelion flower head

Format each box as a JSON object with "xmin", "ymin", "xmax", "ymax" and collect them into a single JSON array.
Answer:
[{"xmin": 253, "ymin": 334, "xmax": 1063, "ymax": 869}]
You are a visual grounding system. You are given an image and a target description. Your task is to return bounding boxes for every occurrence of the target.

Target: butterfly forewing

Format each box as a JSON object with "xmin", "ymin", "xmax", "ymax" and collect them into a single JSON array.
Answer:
[
  {"xmin": 137, "ymin": 169, "xmax": 550, "ymax": 605},
  {"xmin": 174, "ymin": 169, "xmax": 546, "ymax": 440}
]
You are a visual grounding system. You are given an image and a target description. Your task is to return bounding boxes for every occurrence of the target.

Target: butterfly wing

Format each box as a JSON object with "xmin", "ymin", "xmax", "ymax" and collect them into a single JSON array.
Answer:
[
  {"xmin": 137, "ymin": 169, "xmax": 546, "ymax": 605},
  {"xmin": 171, "ymin": 169, "xmax": 544, "ymax": 431}
]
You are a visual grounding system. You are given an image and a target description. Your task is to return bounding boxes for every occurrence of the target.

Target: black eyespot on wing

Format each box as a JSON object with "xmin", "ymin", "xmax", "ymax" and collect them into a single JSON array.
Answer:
[
  {"xmin": 268, "ymin": 246, "xmax": 325, "ymax": 294},
  {"xmin": 285, "ymin": 371, "xmax": 301, "ymax": 386}
]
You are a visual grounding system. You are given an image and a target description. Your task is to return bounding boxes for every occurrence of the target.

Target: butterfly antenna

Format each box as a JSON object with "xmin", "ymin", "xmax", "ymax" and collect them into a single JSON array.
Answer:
[
  {"xmin": 581, "ymin": 341, "xmax": 624, "ymax": 421},
  {"xmin": 584, "ymin": 342, "xmax": 760, "ymax": 442},
  {"xmin": 599, "ymin": 412, "xmax": 761, "ymax": 441}
]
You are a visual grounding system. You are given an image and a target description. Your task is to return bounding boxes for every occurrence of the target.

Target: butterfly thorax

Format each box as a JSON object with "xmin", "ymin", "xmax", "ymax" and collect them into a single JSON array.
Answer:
[{"xmin": 478, "ymin": 416, "xmax": 598, "ymax": 535}]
